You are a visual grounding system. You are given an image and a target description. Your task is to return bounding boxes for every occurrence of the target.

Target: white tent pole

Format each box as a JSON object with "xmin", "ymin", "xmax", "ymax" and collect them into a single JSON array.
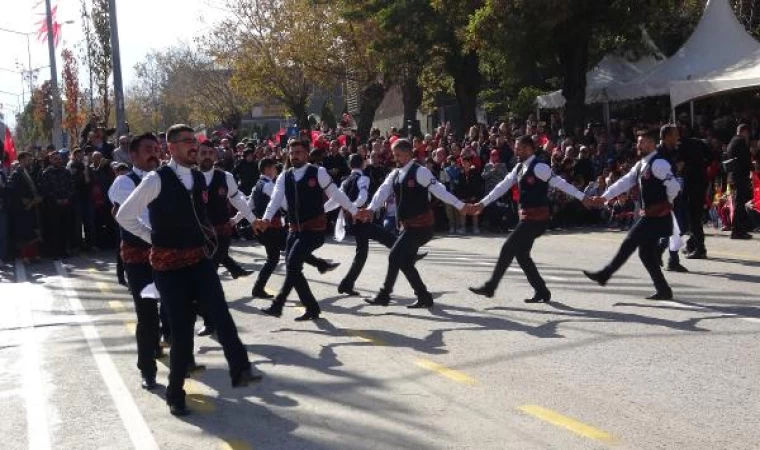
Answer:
[
  {"xmin": 536, "ymin": 103, "xmax": 540, "ymax": 124},
  {"xmin": 690, "ymin": 101, "xmax": 695, "ymax": 128},
  {"xmin": 603, "ymin": 101, "xmax": 611, "ymax": 130}
]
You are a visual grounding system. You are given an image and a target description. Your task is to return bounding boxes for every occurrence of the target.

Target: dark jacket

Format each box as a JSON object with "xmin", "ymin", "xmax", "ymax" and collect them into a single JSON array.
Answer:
[{"xmin": 726, "ymin": 135, "xmax": 751, "ymax": 184}]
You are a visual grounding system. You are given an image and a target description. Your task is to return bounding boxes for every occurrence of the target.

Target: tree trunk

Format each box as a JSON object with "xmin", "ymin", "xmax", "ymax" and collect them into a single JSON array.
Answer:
[
  {"xmin": 558, "ymin": 32, "xmax": 590, "ymax": 138},
  {"xmin": 288, "ymin": 97, "xmax": 310, "ymax": 131},
  {"xmin": 401, "ymin": 75, "xmax": 422, "ymax": 137},
  {"xmin": 452, "ymin": 51, "xmax": 481, "ymax": 137},
  {"xmin": 356, "ymin": 81, "xmax": 386, "ymax": 142}
]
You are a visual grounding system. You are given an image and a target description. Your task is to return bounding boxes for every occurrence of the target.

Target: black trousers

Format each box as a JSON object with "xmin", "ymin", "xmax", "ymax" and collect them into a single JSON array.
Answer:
[
  {"xmin": 381, "ymin": 226, "xmax": 433, "ymax": 297},
  {"xmin": 732, "ymin": 180, "xmax": 752, "ymax": 234},
  {"xmin": 601, "ymin": 215, "xmax": 672, "ymax": 293},
  {"xmin": 154, "ymin": 258, "xmax": 250, "ymax": 406},
  {"xmin": 484, "ymin": 219, "xmax": 549, "ymax": 295},
  {"xmin": 273, "ymin": 230, "xmax": 325, "ymax": 313},
  {"xmin": 254, "ymin": 227, "xmax": 286, "ymax": 291},
  {"xmin": 46, "ymin": 202, "xmax": 72, "ymax": 257},
  {"xmin": 124, "ymin": 262, "xmax": 159, "ymax": 378},
  {"xmin": 686, "ymin": 182, "xmax": 707, "ymax": 252},
  {"xmin": 215, "ymin": 233, "xmax": 245, "ymax": 276},
  {"xmin": 341, "ymin": 221, "xmax": 397, "ymax": 290}
]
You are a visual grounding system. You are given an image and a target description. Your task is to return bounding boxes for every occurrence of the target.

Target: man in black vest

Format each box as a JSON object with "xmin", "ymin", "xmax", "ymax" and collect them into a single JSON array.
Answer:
[
  {"xmin": 194, "ymin": 141, "xmax": 255, "ymax": 337},
  {"xmin": 108, "ymin": 133, "xmax": 164, "ymax": 390},
  {"xmin": 117, "ymin": 124, "xmax": 260, "ymax": 416},
  {"xmin": 254, "ymin": 138, "xmax": 359, "ymax": 321},
  {"xmin": 326, "ymin": 154, "xmax": 425, "ymax": 296},
  {"xmin": 584, "ymin": 130, "xmax": 682, "ymax": 300},
  {"xmin": 466, "ymin": 135, "xmax": 590, "ymax": 303},
  {"xmin": 355, "ymin": 139, "xmax": 464, "ymax": 309},
  {"xmin": 248, "ymin": 158, "xmax": 286, "ymax": 298}
]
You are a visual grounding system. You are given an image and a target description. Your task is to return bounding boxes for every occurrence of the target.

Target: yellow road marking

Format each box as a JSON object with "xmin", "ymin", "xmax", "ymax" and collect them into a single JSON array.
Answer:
[
  {"xmin": 219, "ymin": 438, "xmax": 253, "ymax": 450},
  {"xmin": 414, "ymin": 358, "xmax": 477, "ymax": 386},
  {"xmin": 108, "ymin": 300, "xmax": 127, "ymax": 313},
  {"xmin": 345, "ymin": 330, "xmax": 387, "ymax": 346},
  {"xmin": 185, "ymin": 379, "xmax": 216, "ymax": 413},
  {"xmin": 97, "ymin": 281, "xmax": 112, "ymax": 294},
  {"xmin": 519, "ymin": 405, "xmax": 618, "ymax": 444}
]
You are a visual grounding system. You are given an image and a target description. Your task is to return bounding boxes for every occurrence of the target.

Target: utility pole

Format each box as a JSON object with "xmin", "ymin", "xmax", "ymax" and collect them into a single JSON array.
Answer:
[
  {"xmin": 109, "ymin": 0, "xmax": 126, "ymax": 136},
  {"xmin": 44, "ymin": 0, "xmax": 63, "ymax": 149}
]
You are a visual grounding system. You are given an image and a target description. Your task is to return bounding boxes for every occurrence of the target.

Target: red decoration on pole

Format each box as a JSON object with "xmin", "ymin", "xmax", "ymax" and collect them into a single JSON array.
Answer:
[{"xmin": 3, "ymin": 127, "xmax": 17, "ymax": 167}]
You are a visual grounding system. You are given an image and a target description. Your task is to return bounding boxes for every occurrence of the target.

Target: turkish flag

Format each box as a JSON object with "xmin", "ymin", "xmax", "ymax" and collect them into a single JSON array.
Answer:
[{"xmin": 3, "ymin": 127, "xmax": 17, "ymax": 168}]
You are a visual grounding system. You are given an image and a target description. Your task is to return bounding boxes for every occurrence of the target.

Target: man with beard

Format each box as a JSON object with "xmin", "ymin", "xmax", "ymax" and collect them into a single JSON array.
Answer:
[
  {"xmin": 117, "ymin": 125, "xmax": 260, "ymax": 416},
  {"xmin": 108, "ymin": 133, "xmax": 166, "ymax": 390},
  {"xmin": 195, "ymin": 141, "xmax": 254, "ymax": 336},
  {"xmin": 584, "ymin": 130, "xmax": 681, "ymax": 300},
  {"xmin": 354, "ymin": 139, "xmax": 465, "ymax": 309},
  {"xmin": 254, "ymin": 138, "xmax": 359, "ymax": 321},
  {"xmin": 466, "ymin": 136, "xmax": 589, "ymax": 304}
]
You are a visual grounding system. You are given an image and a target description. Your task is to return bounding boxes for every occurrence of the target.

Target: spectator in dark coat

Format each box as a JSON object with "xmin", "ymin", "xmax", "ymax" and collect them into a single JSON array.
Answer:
[{"xmin": 726, "ymin": 124, "xmax": 753, "ymax": 239}]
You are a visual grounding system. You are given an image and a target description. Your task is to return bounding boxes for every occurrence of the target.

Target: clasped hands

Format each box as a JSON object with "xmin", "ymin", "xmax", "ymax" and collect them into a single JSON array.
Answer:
[
  {"xmin": 582, "ymin": 196, "xmax": 608, "ymax": 208},
  {"xmin": 461, "ymin": 203, "xmax": 485, "ymax": 216}
]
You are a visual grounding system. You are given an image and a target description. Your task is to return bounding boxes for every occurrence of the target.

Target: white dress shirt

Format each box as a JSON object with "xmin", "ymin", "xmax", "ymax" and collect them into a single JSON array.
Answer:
[
  {"xmin": 108, "ymin": 167, "xmax": 151, "ymax": 231},
  {"xmin": 480, "ymin": 155, "xmax": 586, "ymax": 207},
  {"xmin": 263, "ymin": 164, "xmax": 358, "ymax": 221},
  {"xmin": 367, "ymin": 160, "xmax": 464, "ymax": 212},
  {"xmin": 202, "ymin": 169, "xmax": 255, "ymax": 223},
  {"xmin": 602, "ymin": 151, "xmax": 680, "ymax": 202},
  {"xmin": 116, "ymin": 159, "xmax": 196, "ymax": 245},
  {"xmin": 325, "ymin": 169, "xmax": 370, "ymax": 212}
]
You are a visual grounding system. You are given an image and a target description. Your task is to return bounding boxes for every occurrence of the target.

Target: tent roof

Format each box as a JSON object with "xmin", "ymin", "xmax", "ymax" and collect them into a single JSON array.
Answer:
[
  {"xmin": 670, "ymin": 48, "xmax": 760, "ymax": 106},
  {"xmin": 608, "ymin": 0, "xmax": 760, "ymax": 102},
  {"xmin": 537, "ymin": 54, "xmax": 661, "ymax": 108}
]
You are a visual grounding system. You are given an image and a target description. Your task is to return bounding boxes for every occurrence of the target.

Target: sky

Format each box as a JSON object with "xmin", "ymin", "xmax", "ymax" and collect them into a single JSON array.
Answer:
[{"xmin": 0, "ymin": 0, "xmax": 227, "ymax": 130}]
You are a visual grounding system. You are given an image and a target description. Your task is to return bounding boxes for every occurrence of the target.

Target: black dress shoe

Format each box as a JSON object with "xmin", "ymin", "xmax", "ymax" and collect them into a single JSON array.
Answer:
[
  {"xmin": 232, "ymin": 269, "xmax": 253, "ymax": 279},
  {"xmin": 196, "ymin": 326, "xmax": 215, "ymax": 337},
  {"xmin": 141, "ymin": 376, "xmax": 157, "ymax": 390},
  {"xmin": 524, "ymin": 291, "xmax": 551, "ymax": 304},
  {"xmin": 118, "ymin": 278, "xmax": 128, "ymax": 287},
  {"xmin": 231, "ymin": 369, "xmax": 264, "ymax": 388},
  {"xmin": 318, "ymin": 261, "xmax": 340, "ymax": 274},
  {"xmin": 251, "ymin": 288, "xmax": 274, "ymax": 299},
  {"xmin": 583, "ymin": 270, "xmax": 609, "ymax": 286},
  {"xmin": 155, "ymin": 347, "xmax": 165, "ymax": 359},
  {"xmin": 468, "ymin": 284, "xmax": 494, "ymax": 298},
  {"xmin": 666, "ymin": 263, "xmax": 689, "ymax": 273},
  {"xmin": 685, "ymin": 250, "xmax": 707, "ymax": 260},
  {"xmin": 261, "ymin": 305, "xmax": 283, "ymax": 317},
  {"xmin": 294, "ymin": 310, "xmax": 321, "ymax": 321},
  {"xmin": 338, "ymin": 285, "xmax": 361, "ymax": 296},
  {"xmin": 414, "ymin": 252, "xmax": 428, "ymax": 262},
  {"xmin": 407, "ymin": 296, "xmax": 433, "ymax": 309},
  {"xmin": 646, "ymin": 291, "xmax": 673, "ymax": 300},
  {"xmin": 168, "ymin": 403, "xmax": 189, "ymax": 416},
  {"xmin": 364, "ymin": 291, "xmax": 391, "ymax": 306},
  {"xmin": 730, "ymin": 232, "xmax": 753, "ymax": 240}
]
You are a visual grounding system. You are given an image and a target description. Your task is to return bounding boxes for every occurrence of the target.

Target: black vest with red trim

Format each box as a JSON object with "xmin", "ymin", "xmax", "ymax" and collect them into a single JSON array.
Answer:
[
  {"xmin": 148, "ymin": 165, "xmax": 207, "ymax": 249},
  {"xmin": 205, "ymin": 169, "xmax": 232, "ymax": 226},
  {"xmin": 518, "ymin": 158, "xmax": 549, "ymax": 209},
  {"xmin": 341, "ymin": 171, "xmax": 362, "ymax": 203},
  {"xmin": 638, "ymin": 151, "xmax": 669, "ymax": 209},
  {"xmin": 284, "ymin": 164, "xmax": 324, "ymax": 224},
  {"xmin": 393, "ymin": 163, "xmax": 430, "ymax": 221}
]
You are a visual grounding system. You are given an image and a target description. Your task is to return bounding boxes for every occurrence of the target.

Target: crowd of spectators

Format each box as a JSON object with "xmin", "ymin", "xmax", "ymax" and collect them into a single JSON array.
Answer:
[{"xmin": 1, "ymin": 109, "xmax": 760, "ymax": 265}]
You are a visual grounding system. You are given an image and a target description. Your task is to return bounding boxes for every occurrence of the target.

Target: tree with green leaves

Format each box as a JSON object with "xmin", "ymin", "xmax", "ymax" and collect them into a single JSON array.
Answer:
[{"xmin": 79, "ymin": 0, "xmax": 112, "ymax": 122}]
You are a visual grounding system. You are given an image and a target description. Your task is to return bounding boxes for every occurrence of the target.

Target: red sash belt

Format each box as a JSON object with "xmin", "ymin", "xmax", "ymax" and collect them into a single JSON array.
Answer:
[
  {"xmin": 289, "ymin": 215, "xmax": 327, "ymax": 232},
  {"xmin": 519, "ymin": 206, "xmax": 550, "ymax": 222},
  {"xmin": 150, "ymin": 246, "xmax": 205, "ymax": 271},
  {"xmin": 121, "ymin": 242, "xmax": 151, "ymax": 265},
  {"xmin": 641, "ymin": 202, "xmax": 672, "ymax": 218},
  {"xmin": 401, "ymin": 210, "xmax": 435, "ymax": 229}
]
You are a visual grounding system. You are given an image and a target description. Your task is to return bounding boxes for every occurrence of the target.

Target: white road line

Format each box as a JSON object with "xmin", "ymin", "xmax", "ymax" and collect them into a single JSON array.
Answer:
[
  {"xmin": 16, "ymin": 259, "xmax": 52, "ymax": 450},
  {"xmin": 53, "ymin": 260, "xmax": 159, "ymax": 450}
]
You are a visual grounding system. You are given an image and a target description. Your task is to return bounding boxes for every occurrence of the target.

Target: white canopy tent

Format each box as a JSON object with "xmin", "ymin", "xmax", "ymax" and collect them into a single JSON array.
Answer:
[
  {"xmin": 607, "ymin": 0, "xmax": 760, "ymax": 102},
  {"xmin": 670, "ymin": 48, "xmax": 760, "ymax": 106},
  {"xmin": 536, "ymin": 55, "xmax": 661, "ymax": 109}
]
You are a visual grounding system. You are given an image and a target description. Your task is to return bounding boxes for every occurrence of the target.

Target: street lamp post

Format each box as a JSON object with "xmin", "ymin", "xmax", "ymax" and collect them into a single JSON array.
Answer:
[{"xmin": 44, "ymin": 0, "xmax": 63, "ymax": 149}]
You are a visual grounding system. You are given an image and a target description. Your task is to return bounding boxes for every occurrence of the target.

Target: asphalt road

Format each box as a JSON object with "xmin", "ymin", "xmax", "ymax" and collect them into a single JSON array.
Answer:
[{"xmin": 1, "ymin": 227, "xmax": 759, "ymax": 450}]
